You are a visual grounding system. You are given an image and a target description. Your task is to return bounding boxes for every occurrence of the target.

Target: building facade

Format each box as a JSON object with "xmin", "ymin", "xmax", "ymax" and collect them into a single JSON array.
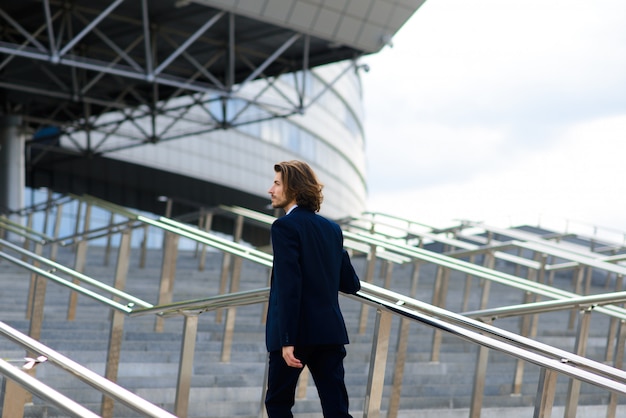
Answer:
[{"xmin": 58, "ymin": 61, "xmax": 367, "ymax": 221}]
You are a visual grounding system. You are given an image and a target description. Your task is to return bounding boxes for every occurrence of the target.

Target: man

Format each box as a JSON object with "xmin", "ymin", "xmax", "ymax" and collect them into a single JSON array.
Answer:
[{"xmin": 265, "ymin": 160, "xmax": 361, "ymax": 418}]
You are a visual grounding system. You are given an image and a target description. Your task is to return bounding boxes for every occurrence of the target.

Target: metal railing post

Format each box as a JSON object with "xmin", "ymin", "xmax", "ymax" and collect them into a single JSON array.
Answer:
[
  {"xmin": 388, "ymin": 262, "xmax": 421, "ymax": 418},
  {"xmin": 479, "ymin": 251, "xmax": 495, "ymax": 309},
  {"xmin": 104, "ymin": 212, "xmax": 115, "ymax": 266},
  {"xmin": 529, "ymin": 254, "xmax": 548, "ymax": 339},
  {"xmin": 217, "ymin": 215, "xmax": 243, "ymax": 323},
  {"xmin": 605, "ymin": 274, "xmax": 623, "ymax": 363},
  {"xmin": 27, "ymin": 243, "xmax": 46, "ymax": 339},
  {"xmin": 221, "ymin": 216, "xmax": 244, "ymax": 362},
  {"xmin": 42, "ymin": 189, "xmax": 52, "ymax": 237},
  {"xmin": 469, "ymin": 344, "xmax": 490, "ymax": 418},
  {"xmin": 155, "ymin": 231, "xmax": 180, "ymax": 332},
  {"xmin": 25, "ymin": 242, "xmax": 43, "ymax": 321},
  {"xmin": 216, "ymin": 251, "xmax": 233, "ymax": 323},
  {"xmin": 564, "ymin": 306, "xmax": 592, "ymax": 418},
  {"xmin": 198, "ymin": 212, "xmax": 213, "ymax": 271},
  {"xmin": 73, "ymin": 201, "xmax": 89, "ymax": 246},
  {"xmin": 462, "ymin": 254, "xmax": 476, "ymax": 312},
  {"xmin": 1, "ymin": 375, "xmax": 28, "ymax": 418},
  {"xmin": 569, "ymin": 267, "xmax": 585, "ymax": 329},
  {"xmin": 22, "ymin": 213, "xmax": 33, "ymax": 259},
  {"xmin": 50, "ymin": 202, "xmax": 63, "ymax": 261},
  {"xmin": 139, "ymin": 224, "xmax": 148, "ymax": 269},
  {"xmin": 584, "ymin": 264, "xmax": 594, "ymax": 295},
  {"xmin": 67, "ymin": 239, "xmax": 88, "ymax": 321},
  {"xmin": 363, "ymin": 308, "xmax": 392, "ymax": 418},
  {"xmin": 83, "ymin": 200, "xmax": 96, "ymax": 251},
  {"xmin": 175, "ymin": 313, "xmax": 199, "ymax": 418},
  {"xmin": 382, "ymin": 259, "xmax": 394, "ymax": 288},
  {"xmin": 387, "ymin": 316, "xmax": 409, "ymax": 418},
  {"xmin": 431, "ymin": 267, "xmax": 450, "ymax": 363},
  {"xmin": 512, "ymin": 253, "xmax": 545, "ymax": 395},
  {"xmin": 101, "ymin": 229, "xmax": 132, "ymax": 418},
  {"xmin": 533, "ymin": 367, "xmax": 557, "ymax": 418},
  {"xmin": 358, "ymin": 244, "xmax": 378, "ymax": 334},
  {"xmin": 24, "ymin": 242, "xmax": 46, "ymax": 407},
  {"xmin": 607, "ymin": 319, "xmax": 626, "ymax": 418},
  {"xmin": 221, "ymin": 255, "xmax": 243, "ymax": 363}
]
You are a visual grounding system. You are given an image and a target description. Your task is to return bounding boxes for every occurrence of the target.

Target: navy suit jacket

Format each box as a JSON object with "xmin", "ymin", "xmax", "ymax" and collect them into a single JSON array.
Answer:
[{"xmin": 266, "ymin": 207, "xmax": 361, "ymax": 352}]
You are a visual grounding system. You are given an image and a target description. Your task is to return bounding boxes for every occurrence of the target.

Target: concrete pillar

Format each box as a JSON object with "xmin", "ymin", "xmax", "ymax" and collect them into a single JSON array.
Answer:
[{"xmin": 0, "ymin": 115, "xmax": 25, "ymax": 227}]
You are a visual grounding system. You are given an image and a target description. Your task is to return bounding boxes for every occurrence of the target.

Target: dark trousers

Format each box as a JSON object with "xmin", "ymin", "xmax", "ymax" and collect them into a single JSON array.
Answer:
[{"xmin": 265, "ymin": 345, "xmax": 353, "ymax": 418}]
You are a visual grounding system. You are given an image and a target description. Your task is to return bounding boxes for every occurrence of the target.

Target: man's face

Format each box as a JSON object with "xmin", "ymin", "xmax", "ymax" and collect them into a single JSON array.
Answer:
[{"xmin": 268, "ymin": 171, "xmax": 294, "ymax": 210}]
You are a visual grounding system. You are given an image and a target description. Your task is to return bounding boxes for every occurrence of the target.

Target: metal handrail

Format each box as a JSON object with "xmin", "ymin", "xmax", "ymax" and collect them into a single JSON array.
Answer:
[
  {"xmin": 360, "ymin": 210, "xmax": 444, "ymax": 232},
  {"xmin": 352, "ymin": 213, "xmax": 626, "ymax": 276},
  {"xmin": 68, "ymin": 193, "xmax": 139, "ymax": 219},
  {"xmin": 128, "ymin": 279, "xmax": 626, "ymax": 385},
  {"xmin": 216, "ymin": 205, "xmax": 626, "ymax": 321},
  {"xmin": 463, "ymin": 290, "xmax": 626, "ymax": 320},
  {"xmin": 462, "ymin": 221, "xmax": 623, "ymax": 261},
  {"xmin": 123, "ymin": 276, "xmax": 626, "ymax": 399},
  {"xmin": 67, "ymin": 195, "xmax": 276, "ymax": 267},
  {"xmin": 354, "ymin": 289, "xmax": 626, "ymax": 393},
  {"xmin": 358, "ymin": 282, "xmax": 626, "ymax": 382},
  {"xmin": 0, "ymin": 238, "xmax": 153, "ymax": 310},
  {"xmin": 515, "ymin": 240, "xmax": 626, "ymax": 276},
  {"xmin": 66, "ymin": 195, "xmax": 270, "ymax": 263},
  {"xmin": 159, "ymin": 212, "xmax": 411, "ymax": 264},
  {"xmin": 23, "ymin": 202, "xmax": 625, "ymax": 380},
  {"xmin": 0, "ymin": 321, "xmax": 176, "ymax": 418},
  {"xmin": 4, "ymin": 197, "xmax": 626, "ymax": 417},
  {"xmin": 129, "ymin": 287, "xmax": 270, "ymax": 317},
  {"xmin": 74, "ymin": 197, "xmax": 411, "ymax": 266},
  {"xmin": 52, "ymin": 219, "xmax": 145, "ymax": 246},
  {"xmin": 0, "ymin": 215, "xmax": 51, "ymax": 244},
  {"xmin": 153, "ymin": 216, "xmax": 274, "ymax": 265},
  {"xmin": 347, "ymin": 215, "xmax": 542, "ymax": 269},
  {"xmin": 10, "ymin": 194, "xmax": 74, "ymax": 216},
  {"xmin": 345, "ymin": 230, "xmax": 626, "ymax": 319},
  {"xmin": 0, "ymin": 358, "xmax": 100, "ymax": 418}
]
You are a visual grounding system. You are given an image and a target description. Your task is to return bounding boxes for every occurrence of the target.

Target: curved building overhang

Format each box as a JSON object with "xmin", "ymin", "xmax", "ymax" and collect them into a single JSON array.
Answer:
[{"xmin": 193, "ymin": 0, "xmax": 426, "ymax": 54}]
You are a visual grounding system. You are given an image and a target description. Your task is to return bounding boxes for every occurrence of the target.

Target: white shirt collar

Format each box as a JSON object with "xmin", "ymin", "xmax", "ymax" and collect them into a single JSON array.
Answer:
[{"xmin": 286, "ymin": 204, "xmax": 298, "ymax": 215}]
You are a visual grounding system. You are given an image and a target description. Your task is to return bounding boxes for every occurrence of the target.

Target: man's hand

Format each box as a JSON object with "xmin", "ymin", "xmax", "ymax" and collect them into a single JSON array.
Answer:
[{"xmin": 282, "ymin": 346, "xmax": 303, "ymax": 368}]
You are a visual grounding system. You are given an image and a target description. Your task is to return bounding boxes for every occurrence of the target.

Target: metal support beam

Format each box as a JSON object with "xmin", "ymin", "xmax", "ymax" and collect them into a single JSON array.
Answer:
[
  {"xmin": 0, "ymin": 116, "xmax": 24, "ymax": 228},
  {"xmin": 0, "ymin": 2, "xmax": 365, "ymax": 156},
  {"xmin": 58, "ymin": 0, "xmax": 125, "ymax": 58}
]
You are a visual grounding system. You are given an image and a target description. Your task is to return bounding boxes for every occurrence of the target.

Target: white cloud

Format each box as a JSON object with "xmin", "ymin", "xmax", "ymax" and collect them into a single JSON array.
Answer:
[
  {"xmin": 367, "ymin": 114, "xmax": 626, "ymax": 234},
  {"xmin": 362, "ymin": 0, "xmax": 626, "ymax": 240}
]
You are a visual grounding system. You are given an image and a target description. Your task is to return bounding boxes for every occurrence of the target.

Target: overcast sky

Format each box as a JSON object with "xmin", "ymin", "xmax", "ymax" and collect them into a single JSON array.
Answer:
[{"xmin": 359, "ymin": 0, "xmax": 626, "ymax": 241}]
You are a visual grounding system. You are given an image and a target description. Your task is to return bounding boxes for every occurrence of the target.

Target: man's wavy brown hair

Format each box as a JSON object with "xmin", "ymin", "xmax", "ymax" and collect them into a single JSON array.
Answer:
[{"xmin": 274, "ymin": 160, "xmax": 324, "ymax": 212}]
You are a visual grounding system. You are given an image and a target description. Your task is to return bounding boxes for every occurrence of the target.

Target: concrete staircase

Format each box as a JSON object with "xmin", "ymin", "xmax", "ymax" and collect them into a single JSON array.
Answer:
[{"xmin": 1, "ymin": 237, "xmax": 624, "ymax": 417}]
